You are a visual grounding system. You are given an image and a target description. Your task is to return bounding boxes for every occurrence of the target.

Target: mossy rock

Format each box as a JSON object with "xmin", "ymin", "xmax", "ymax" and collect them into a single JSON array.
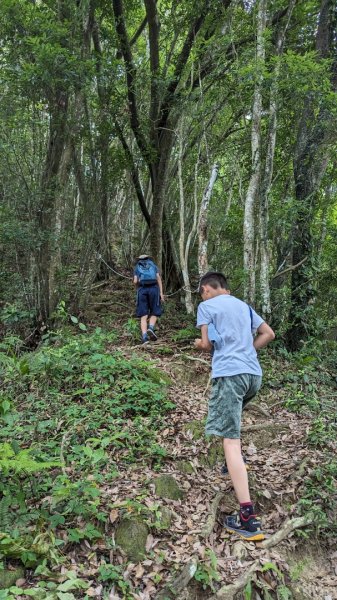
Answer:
[
  {"xmin": 176, "ymin": 460, "xmax": 194, "ymax": 475},
  {"xmin": 249, "ymin": 424, "xmax": 288, "ymax": 450},
  {"xmin": 147, "ymin": 367, "xmax": 172, "ymax": 385},
  {"xmin": 115, "ymin": 516, "xmax": 149, "ymax": 562},
  {"xmin": 207, "ymin": 438, "xmax": 223, "ymax": 467},
  {"xmin": 156, "ymin": 507, "xmax": 173, "ymax": 530},
  {"xmin": 154, "ymin": 475, "xmax": 184, "ymax": 500},
  {"xmin": 0, "ymin": 566, "xmax": 25, "ymax": 589},
  {"xmin": 172, "ymin": 364, "xmax": 209, "ymax": 385},
  {"xmin": 184, "ymin": 420, "xmax": 205, "ymax": 441},
  {"xmin": 199, "ymin": 437, "xmax": 223, "ymax": 468}
]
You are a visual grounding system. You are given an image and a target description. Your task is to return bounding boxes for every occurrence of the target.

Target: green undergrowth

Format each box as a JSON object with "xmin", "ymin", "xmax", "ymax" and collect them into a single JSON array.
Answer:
[
  {"xmin": 0, "ymin": 328, "xmax": 174, "ymax": 583},
  {"xmin": 265, "ymin": 342, "xmax": 337, "ymax": 534}
]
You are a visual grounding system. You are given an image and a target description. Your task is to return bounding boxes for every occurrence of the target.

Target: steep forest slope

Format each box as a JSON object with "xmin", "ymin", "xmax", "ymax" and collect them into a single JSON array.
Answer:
[{"xmin": 0, "ymin": 276, "xmax": 336, "ymax": 600}]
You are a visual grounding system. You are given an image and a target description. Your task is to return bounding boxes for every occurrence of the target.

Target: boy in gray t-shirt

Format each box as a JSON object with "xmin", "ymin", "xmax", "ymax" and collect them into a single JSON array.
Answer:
[{"xmin": 194, "ymin": 272, "xmax": 275, "ymax": 540}]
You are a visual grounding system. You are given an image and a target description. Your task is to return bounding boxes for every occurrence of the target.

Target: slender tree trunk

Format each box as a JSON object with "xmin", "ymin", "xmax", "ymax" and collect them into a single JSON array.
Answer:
[
  {"xmin": 259, "ymin": 0, "xmax": 295, "ymax": 319},
  {"xmin": 198, "ymin": 163, "xmax": 219, "ymax": 276},
  {"xmin": 243, "ymin": 0, "xmax": 266, "ymax": 304},
  {"xmin": 91, "ymin": 10, "xmax": 113, "ymax": 279},
  {"xmin": 177, "ymin": 121, "xmax": 194, "ymax": 313},
  {"xmin": 48, "ymin": 142, "xmax": 72, "ymax": 312},
  {"xmin": 36, "ymin": 88, "xmax": 68, "ymax": 322}
]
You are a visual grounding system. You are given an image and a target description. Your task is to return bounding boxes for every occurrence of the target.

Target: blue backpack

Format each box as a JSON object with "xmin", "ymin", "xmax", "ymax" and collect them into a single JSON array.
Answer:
[{"xmin": 137, "ymin": 259, "xmax": 158, "ymax": 285}]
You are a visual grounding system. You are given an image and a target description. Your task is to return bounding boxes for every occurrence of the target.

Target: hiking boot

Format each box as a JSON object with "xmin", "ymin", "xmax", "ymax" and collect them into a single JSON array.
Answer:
[
  {"xmin": 221, "ymin": 456, "xmax": 249, "ymax": 476},
  {"xmin": 147, "ymin": 326, "xmax": 158, "ymax": 341},
  {"xmin": 142, "ymin": 334, "xmax": 149, "ymax": 345},
  {"xmin": 224, "ymin": 513, "xmax": 265, "ymax": 541}
]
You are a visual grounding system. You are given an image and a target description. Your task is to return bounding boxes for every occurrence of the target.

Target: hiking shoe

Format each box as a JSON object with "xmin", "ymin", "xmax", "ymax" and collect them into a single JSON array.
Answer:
[
  {"xmin": 147, "ymin": 327, "xmax": 158, "ymax": 341},
  {"xmin": 142, "ymin": 334, "xmax": 149, "ymax": 345},
  {"xmin": 224, "ymin": 513, "xmax": 265, "ymax": 541},
  {"xmin": 221, "ymin": 456, "xmax": 249, "ymax": 475}
]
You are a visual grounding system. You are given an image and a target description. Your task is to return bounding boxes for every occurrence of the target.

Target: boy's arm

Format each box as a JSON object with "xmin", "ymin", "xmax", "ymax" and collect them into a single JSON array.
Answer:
[
  {"xmin": 194, "ymin": 324, "xmax": 212, "ymax": 352},
  {"xmin": 133, "ymin": 275, "xmax": 138, "ymax": 286},
  {"xmin": 253, "ymin": 322, "xmax": 275, "ymax": 350},
  {"xmin": 156, "ymin": 273, "xmax": 164, "ymax": 301}
]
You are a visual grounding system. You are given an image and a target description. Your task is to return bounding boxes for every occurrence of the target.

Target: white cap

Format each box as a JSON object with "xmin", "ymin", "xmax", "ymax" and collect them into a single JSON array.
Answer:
[{"xmin": 138, "ymin": 254, "xmax": 149, "ymax": 259}]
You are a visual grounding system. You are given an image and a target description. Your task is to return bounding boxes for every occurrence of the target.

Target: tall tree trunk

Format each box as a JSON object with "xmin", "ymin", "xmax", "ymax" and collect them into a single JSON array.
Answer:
[
  {"xmin": 243, "ymin": 0, "xmax": 266, "ymax": 304},
  {"xmin": 48, "ymin": 142, "xmax": 72, "ymax": 313},
  {"xmin": 259, "ymin": 0, "xmax": 295, "ymax": 319},
  {"xmin": 149, "ymin": 131, "xmax": 175, "ymax": 269},
  {"xmin": 177, "ymin": 120, "xmax": 194, "ymax": 313},
  {"xmin": 36, "ymin": 88, "xmax": 68, "ymax": 322},
  {"xmin": 198, "ymin": 163, "xmax": 219, "ymax": 276},
  {"xmin": 91, "ymin": 10, "xmax": 113, "ymax": 279},
  {"xmin": 286, "ymin": 0, "xmax": 337, "ymax": 351}
]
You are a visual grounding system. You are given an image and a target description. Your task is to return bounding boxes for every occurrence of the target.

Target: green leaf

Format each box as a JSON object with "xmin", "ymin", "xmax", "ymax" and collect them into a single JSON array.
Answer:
[
  {"xmin": 57, "ymin": 575, "xmax": 88, "ymax": 591},
  {"xmin": 70, "ymin": 315, "xmax": 78, "ymax": 324}
]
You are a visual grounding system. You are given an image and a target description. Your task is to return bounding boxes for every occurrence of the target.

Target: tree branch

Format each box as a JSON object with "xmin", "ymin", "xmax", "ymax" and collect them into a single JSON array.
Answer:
[
  {"xmin": 158, "ymin": 1, "xmax": 212, "ymax": 132},
  {"xmin": 144, "ymin": 0, "xmax": 161, "ymax": 147},
  {"xmin": 112, "ymin": 0, "xmax": 150, "ymax": 164},
  {"xmin": 272, "ymin": 257, "xmax": 308, "ymax": 279},
  {"xmin": 115, "ymin": 122, "xmax": 151, "ymax": 226}
]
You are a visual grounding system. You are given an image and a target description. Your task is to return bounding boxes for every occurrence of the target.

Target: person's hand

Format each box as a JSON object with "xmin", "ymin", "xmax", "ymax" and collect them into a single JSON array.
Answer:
[
  {"xmin": 194, "ymin": 338, "xmax": 203, "ymax": 349},
  {"xmin": 160, "ymin": 294, "xmax": 165, "ymax": 303}
]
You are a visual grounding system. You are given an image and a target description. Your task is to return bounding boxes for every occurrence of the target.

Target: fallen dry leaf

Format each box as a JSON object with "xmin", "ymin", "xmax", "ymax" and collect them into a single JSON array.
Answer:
[{"xmin": 109, "ymin": 509, "xmax": 119, "ymax": 524}]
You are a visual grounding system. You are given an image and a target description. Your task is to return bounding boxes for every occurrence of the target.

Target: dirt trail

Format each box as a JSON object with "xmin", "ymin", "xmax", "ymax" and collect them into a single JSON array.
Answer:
[{"xmin": 88, "ymin": 281, "xmax": 337, "ymax": 600}]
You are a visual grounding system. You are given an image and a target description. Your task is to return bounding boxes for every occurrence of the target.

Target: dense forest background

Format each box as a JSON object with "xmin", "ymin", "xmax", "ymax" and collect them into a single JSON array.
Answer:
[
  {"xmin": 0, "ymin": 0, "xmax": 336, "ymax": 348},
  {"xmin": 1, "ymin": 2, "xmax": 337, "ymax": 599}
]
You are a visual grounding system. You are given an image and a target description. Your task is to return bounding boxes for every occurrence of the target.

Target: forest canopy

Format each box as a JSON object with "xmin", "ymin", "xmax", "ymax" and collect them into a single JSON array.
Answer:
[{"xmin": 0, "ymin": 0, "xmax": 336, "ymax": 350}]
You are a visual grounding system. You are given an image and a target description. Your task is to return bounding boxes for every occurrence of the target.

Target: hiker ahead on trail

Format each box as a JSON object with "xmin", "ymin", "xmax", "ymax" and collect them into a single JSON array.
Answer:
[
  {"xmin": 194, "ymin": 272, "xmax": 275, "ymax": 541},
  {"xmin": 133, "ymin": 254, "xmax": 164, "ymax": 344}
]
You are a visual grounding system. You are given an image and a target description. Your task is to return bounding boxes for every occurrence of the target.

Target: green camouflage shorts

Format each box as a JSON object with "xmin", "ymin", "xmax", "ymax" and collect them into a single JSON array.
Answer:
[{"xmin": 205, "ymin": 374, "xmax": 262, "ymax": 439}]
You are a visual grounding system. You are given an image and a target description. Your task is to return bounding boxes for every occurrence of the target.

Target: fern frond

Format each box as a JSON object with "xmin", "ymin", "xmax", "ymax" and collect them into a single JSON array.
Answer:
[{"xmin": 0, "ymin": 443, "xmax": 60, "ymax": 475}]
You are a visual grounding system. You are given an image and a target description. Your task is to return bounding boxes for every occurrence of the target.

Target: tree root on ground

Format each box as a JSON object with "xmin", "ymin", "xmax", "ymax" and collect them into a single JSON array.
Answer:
[
  {"xmin": 260, "ymin": 514, "xmax": 313, "ymax": 549},
  {"xmin": 241, "ymin": 421, "xmax": 290, "ymax": 432},
  {"xmin": 154, "ymin": 558, "xmax": 198, "ymax": 600},
  {"xmin": 245, "ymin": 403, "xmax": 270, "ymax": 418},
  {"xmin": 173, "ymin": 353, "xmax": 210, "ymax": 366},
  {"xmin": 201, "ymin": 492, "xmax": 225, "ymax": 538},
  {"xmin": 209, "ymin": 560, "xmax": 260, "ymax": 600}
]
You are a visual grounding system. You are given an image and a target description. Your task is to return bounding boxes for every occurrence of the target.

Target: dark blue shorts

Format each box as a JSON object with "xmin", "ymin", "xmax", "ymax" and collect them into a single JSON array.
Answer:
[{"xmin": 136, "ymin": 285, "xmax": 162, "ymax": 318}]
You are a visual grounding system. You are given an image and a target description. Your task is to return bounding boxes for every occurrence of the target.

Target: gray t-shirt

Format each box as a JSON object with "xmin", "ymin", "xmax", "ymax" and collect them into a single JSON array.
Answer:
[{"xmin": 196, "ymin": 294, "xmax": 264, "ymax": 378}]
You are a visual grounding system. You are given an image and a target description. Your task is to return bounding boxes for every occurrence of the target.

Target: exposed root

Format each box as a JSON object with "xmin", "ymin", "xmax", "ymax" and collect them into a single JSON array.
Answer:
[
  {"xmin": 201, "ymin": 492, "xmax": 225, "ymax": 538},
  {"xmin": 241, "ymin": 421, "xmax": 290, "ymax": 432},
  {"xmin": 261, "ymin": 514, "xmax": 313, "ymax": 549},
  {"xmin": 155, "ymin": 558, "xmax": 198, "ymax": 600},
  {"xmin": 245, "ymin": 403, "xmax": 270, "ymax": 418},
  {"xmin": 210, "ymin": 559, "xmax": 260, "ymax": 599},
  {"xmin": 173, "ymin": 353, "xmax": 210, "ymax": 366}
]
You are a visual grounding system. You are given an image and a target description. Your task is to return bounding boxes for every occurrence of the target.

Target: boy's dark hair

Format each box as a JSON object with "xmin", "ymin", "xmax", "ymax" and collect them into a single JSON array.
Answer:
[{"xmin": 199, "ymin": 271, "xmax": 229, "ymax": 291}]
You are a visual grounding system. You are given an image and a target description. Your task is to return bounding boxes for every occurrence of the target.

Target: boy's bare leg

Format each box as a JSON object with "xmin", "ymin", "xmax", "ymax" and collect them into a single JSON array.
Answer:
[
  {"xmin": 140, "ymin": 315, "xmax": 148, "ymax": 336},
  {"xmin": 223, "ymin": 438, "xmax": 250, "ymax": 503},
  {"xmin": 149, "ymin": 316, "xmax": 157, "ymax": 327}
]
